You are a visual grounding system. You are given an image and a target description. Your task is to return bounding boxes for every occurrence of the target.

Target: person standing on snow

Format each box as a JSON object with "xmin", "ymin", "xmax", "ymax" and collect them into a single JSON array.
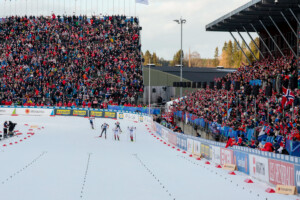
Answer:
[
  {"xmin": 127, "ymin": 126, "xmax": 136, "ymax": 142},
  {"xmin": 99, "ymin": 123, "xmax": 109, "ymax": 139}
]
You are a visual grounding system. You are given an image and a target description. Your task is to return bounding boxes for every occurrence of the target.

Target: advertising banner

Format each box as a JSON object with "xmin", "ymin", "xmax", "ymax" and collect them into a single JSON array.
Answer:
[
  {"xmin": 123, "ymin": 113, "xmax": 139, "ymax": 122},
  {"xmin": 201, "ymin": 144, "xmax": 211, "ymax": 159},
  {"xmin": 139, "ymin": 115, "xmax": 144, "ymax": 122},
  {"xmin": 104, "ymin": 111, "xmax": 117, "ymax": 119},
  {"xmin": 72, "ymin": 110, "xmax": 88, "ymax": 117},
  {"xmin": 0, "ymin": 107, "xmax": 14, "ymax": 115},
  {"xmin": 269, "ymin": 159, "xmax": 295, "ymax": 186},
  {"xmin": 234, "ymin": 151, "xmax": 249, "ymax": 175},
  {"xmin": 177, "ymin": 135, "xmax": 187, "ymax": 151},
  {"xmin": 187, "ymin": 139, "xmax": 194, "ymax": 153},
  {"xmin": 211, "ymin": 146, "xmax": 221, "ymax": 164},
  {"xmin": 168, "ymin": 131, "xmax": 177, "ymax": 146},
  {"xmin": 55, "ymin": 109, "xmax": 72, "ymax": 116},
  {"xmin": 118, "ymin": 113, "xmax": 124, "ymax": 120},
  {"xmin": 16, "ymin": 108, "xmax": 53, "ymax": 116},
  {"xmin": 161, "ymin": 128, "xmax": 168, "ymax": 140},
  {"xmin": 193, "ymin": 140, "xmax": 201, "ymax": 157},
  {"xmin": 90, "ymin": 110, "xmax": 104, "ymax": 118},
  {"xmin": 249, "ymin": 155, "xmax": 269, "ymax": 182},
  {"xmin": 294, "ymin": 164, "xmax": 300, "ymax": 193},
  {"xmin": 220, "ymin": 148, "xmax": 234, "ymax": 165}
]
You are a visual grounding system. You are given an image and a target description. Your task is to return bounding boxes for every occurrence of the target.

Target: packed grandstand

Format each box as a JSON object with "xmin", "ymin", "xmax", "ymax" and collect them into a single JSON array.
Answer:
[
  {"xmin": 160, "ymin": 55, "xmax": 299, "ymax": 156},
  {"xmin": 0, "ymin": 14, "xmax": 143, "ymax": 108}
]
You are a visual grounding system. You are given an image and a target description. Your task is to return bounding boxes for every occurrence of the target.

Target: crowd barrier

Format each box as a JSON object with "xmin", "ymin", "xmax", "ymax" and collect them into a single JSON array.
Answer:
[
  {"xmin": 174, "ymin": 111, "xmax": 300, "ymax": 156},
  {"xmin": 153, "ymin": 122, "xmax": 300, "ymax": 193},
  {"xmin": 0, "ymin": 106, "xmax": 153, "ymax": 124},
  {"xmin": 107, "ymin": 105, "xmax": 161, "ymax": 115}
]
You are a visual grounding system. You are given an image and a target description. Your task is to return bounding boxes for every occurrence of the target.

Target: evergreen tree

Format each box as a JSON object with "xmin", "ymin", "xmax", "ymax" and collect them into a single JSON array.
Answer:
[{"xmin": 213, "ymin": 47, "xmax": 219, "ymax": 67}]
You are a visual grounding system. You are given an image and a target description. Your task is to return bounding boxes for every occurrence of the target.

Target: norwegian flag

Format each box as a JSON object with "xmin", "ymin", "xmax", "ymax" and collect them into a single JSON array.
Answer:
[{"xmin": 282, "ymin": 87, "xmax": 295, "ymax": 108}]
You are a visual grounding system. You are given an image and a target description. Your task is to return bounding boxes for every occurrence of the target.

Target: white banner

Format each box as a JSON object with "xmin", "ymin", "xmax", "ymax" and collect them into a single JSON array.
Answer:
[
  {"xmin": 16, "ymin": 108, "xmax": 53, "ymax": 116},
  {"xmin": 0, "ymin": 108, "xmax": 14, "ymax": 115},
  {"xmin": 211, "ymin": 146, "xmax": 221, "ymax": 164},
  {"xmin": 187, "ymin": 139, "xmax": 194, "ymax": 153},
  {"xmin": 193, "ymin": 141, "xmax": 201, "ymax": 156},
  {"xmin": 123, "ymin": 113, "xmax": 139, "ymax": 122},
  {"xmin": 249, "ymin": 155, "xmax": 269, "ymax": 182}
]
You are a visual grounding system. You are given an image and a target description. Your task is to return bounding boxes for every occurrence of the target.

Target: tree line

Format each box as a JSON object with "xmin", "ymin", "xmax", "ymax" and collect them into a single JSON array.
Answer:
[{"xmin": 142, "ymin": 37, "xmax": 259, "ymax": 68}]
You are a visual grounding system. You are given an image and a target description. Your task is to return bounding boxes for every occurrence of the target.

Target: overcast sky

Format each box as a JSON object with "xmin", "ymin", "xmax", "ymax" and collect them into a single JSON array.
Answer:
[
  {"xmin": 137, "ymin": 0, "xmax": 252, "ymax": 60},
  {"xmin": 0, "ymin": 0, "xmax": 253, "ymax": 59}
]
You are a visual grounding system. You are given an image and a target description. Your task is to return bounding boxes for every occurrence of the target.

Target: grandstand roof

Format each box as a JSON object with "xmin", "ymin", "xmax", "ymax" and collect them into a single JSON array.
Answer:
[
  {"xmin": 206, "ymin": 0, "xmax": 300, "ymax": 32},
  {"xmin": 151, "ymin": 66, "xmax": 234, "ymax": 82}
]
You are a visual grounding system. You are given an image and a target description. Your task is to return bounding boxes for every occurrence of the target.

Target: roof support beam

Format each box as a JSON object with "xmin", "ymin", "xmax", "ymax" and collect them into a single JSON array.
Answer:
[
  {"xmin": 243, "ymin": 26, "xmax": 265, "ymax": 59},
  {"xmin": 237, "ymin": 30, "xmax": 258, "ymax": 61},
  {"xmin": 229, "ymin": 32, "xmax": 252, "ymax": 65},
  {"xmin": 269, "ymin": 16, "xmax": 297, "ymax": 57},
  {"xmin": 289, "ymin": 8, "xmax": 300, "ymax": 26},
  {"xmin": 259, "ymin": 20, "xmax": 285, "ymax": 57},
  {"xmin": 281, "ymin": 11, "xmax": 297, "ymax": 38},
  {"xmin": 250, "ymin": 23, "xmax": 274, "ymax": 59}
]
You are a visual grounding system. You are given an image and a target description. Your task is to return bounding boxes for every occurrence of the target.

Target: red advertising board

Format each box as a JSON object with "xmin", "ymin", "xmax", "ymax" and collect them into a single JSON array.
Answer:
[
  {"xmin": 268, "ymin": 159, "xmax": 295, "ymax": 186},
  {"xmin": 220, "ymin": 148, "xmax": 234, "ymax": 165},
  {"xmin": 168, "ymin": 131, "xmax": 177, "ymax": 146}
]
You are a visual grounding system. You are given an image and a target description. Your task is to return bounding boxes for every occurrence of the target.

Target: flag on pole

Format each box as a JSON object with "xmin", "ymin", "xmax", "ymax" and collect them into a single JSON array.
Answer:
[
  {"xmin": 282, "ymin": 87, "xmax": 295, "ymax": 108},
  {"xmin": 136, "ymin": 0, "xmax": 149, "ymax": 5}
]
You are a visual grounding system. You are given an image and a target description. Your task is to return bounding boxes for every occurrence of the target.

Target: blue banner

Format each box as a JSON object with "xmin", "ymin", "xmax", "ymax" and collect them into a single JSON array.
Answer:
[
  {"xmin": 234, "ymin": 151, "xmax": 249, "ymax": 175},
  {"xmin": 294, "ymin": 164, "xmax": 300, "ymax": 193},
  {"xmin": 177, "ymin": 134, "xmax": 187, "ymax": 151},
  {"xmin": 108, "ymin": 105, "xmax": 160, "ymax": 115},
  {"xmin": 286, "ymin": 140, "xmax": 300, "ymax": 157}
]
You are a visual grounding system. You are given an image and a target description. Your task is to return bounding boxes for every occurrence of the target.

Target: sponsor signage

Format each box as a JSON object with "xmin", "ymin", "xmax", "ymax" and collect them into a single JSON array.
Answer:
[
  {"xmin": 73, "ymin": 110, "xmax": 88, "ymax": 117},
  {"xmin": 269, "ymin": 159, "xmax": 294, "ymax": 186},
  {"xmin": 223, "ymin": 164, "xmax": 237, "ymax": 171},
  {"xmin": 294, "ymin": 164, "xmax": 300, "ymax": 193},
  {"xmin": 211, "ymin": 146, "xmax": 221, "ymax": 164},
  {"xmin": 249, "ymin": 155, "xmax": 269, "ymax": 182},
  {"xmin": 123, "ymin": 113, "xmax": 138, "ymax": 121},
  {"xmin": 177, "ymin": 135, "xmax": 187, "ymax": 151},
  {"xmin": 187, "ymin": 139, "xmax": 194, "ymax": 153},
  {"xmin": 55, "ymin": 109, "xmax": 72, "ymax": 116},
  {"xmin": 234, "ymin": 151, "xmax": 249, "ymax": 175},
  {"xmin": 104, "ymin": 111, "xmax": 117, "ymax": 119},
  {"xmin": 220, "ymin": 148, "xmax": 234, "ymax": 165},
  {"xmin": 168, "ymin": 131, "xmax": 177, "ymax": 146},
  {"xmin": 118, "ymin": 113, "xmax": 124, "ymax": 120},
  {"xmin": 276, "ymin": 185, "xmax": 297, "ymax": 195},
  {"xmin": 17, "ymin": 108, "xmax": 53, "ymax": 116},
  {"xmin": 90, "ymin": 111, "xmax": 104, "ymax": 118},
  {"xmin": 201, "ymin": 144, "xmax": 211, "ymax": 160},
  {"xmin": 193, "ymin": 141, "xmax": 201, "ymax": 157}
]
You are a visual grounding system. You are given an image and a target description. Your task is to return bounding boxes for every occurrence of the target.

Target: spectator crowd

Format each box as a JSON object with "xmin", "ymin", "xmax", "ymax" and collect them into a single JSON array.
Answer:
[
  {"xmin": 0, "ymin": 14, "xmax": 143, "ymax": 108},
  {"xmin": 166, "ymin": 55, "xmax": 300, "ymax": 155}
]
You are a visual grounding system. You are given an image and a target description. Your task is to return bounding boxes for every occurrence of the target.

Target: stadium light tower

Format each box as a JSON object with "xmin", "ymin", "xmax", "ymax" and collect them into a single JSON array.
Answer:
[{"xmin": 174, "ymin": 17, "xmax": 186, "ymax": 97}]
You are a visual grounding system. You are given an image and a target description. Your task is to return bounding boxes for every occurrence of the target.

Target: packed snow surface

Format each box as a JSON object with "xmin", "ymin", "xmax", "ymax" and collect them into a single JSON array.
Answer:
[{"xmin": 0, "ymin": 115, "xmax": 297, "ymax": 200}]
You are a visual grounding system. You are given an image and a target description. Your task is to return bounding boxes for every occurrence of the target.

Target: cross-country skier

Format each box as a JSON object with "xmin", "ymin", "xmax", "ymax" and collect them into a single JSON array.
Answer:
[
  {"xmin": 99, "ymin": 123, "xmax": 109, "ymax": 139},
  {"xmin": 115, "ymin": 121, "xmax": 122, "ymax": 133},
  {"xmin": 89, "ymin": 117, "xmax": 94, "ymax": 129},
  {"xmin": 113, "ymin": 126, "xmax": 121, "ymax": 141},
  {"xmin": 128, "ymin": 126, "xmax": 136, "ymax": 142}
]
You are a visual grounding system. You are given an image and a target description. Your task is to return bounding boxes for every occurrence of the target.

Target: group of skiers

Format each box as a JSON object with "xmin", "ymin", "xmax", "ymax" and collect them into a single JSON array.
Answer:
[
  {"xmin": 2, "ymin": 121, "xmax": 17, "ymax": 139},
  {"xmin": 89, "ymin": 117, "xmax": 136, "ymax": 142}
]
